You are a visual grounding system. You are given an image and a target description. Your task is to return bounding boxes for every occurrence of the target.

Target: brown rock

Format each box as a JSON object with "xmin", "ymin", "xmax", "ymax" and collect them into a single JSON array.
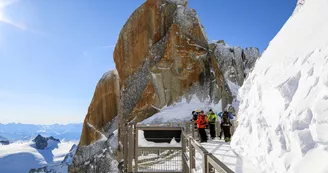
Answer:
[
  {"xmin": 79, "ymin": 70, "xmax": 120, "ymax": 146},
  {"xmin": 115, "ymin": 0, "xmax": 211, "ymax": 124}
]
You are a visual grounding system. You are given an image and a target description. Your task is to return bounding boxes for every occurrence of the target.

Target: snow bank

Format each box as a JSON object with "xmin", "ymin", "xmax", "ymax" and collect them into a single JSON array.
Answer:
[
  {"xmin": 231, "ymin": 0, "xmax": 328, "ymax": 173},
  {"xmin": 141, "ymin": 96, "xmax": 221, "ymax": 124}
]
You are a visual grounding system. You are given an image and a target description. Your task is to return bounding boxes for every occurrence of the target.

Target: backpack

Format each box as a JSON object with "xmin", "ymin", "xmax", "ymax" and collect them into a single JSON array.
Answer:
[
  {"xmin": 200, "ymin": 114, "xmax": 208, "ymax": 125},
  {"xmin": 221, "ymin": 112, "xmax": 229, "ymax": 123}
]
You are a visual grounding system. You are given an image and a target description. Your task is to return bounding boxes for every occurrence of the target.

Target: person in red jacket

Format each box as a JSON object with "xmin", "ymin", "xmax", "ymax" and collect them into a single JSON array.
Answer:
[{"xmin": 197, "ymin": 110, "xmax": 208, "ymax": 142}]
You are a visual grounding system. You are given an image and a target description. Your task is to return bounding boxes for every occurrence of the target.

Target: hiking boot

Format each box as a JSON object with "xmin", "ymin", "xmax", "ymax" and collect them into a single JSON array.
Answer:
[{"xmin": 225, "ymin": 137, "xmax": 231, "ymax": 142}]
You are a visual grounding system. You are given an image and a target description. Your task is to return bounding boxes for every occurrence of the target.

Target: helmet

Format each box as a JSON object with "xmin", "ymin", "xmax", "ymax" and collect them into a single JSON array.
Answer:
[{"xmin": 209, "ymin": 109, "xmax": 213, "ymax": 112}]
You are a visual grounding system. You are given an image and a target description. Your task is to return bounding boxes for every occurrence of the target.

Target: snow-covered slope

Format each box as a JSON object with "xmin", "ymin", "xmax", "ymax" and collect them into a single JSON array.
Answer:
[
  {"xmin": 0, "ymin": 141, "xmax": 76, "ymax": 173},
  {"xmin": 231, "ymin": 0, "xmax": 328, "ymax": 173},
  {"xmin": 30, "ymin": 144, "xmax": 77, "ymax": 173},
  {"xmin": 0, "ymin": 123, "xmax": 82, "ymax": 141},
  {"xmin": 141, "ymin": 96, "xmax": 221, "ymax": 124}
]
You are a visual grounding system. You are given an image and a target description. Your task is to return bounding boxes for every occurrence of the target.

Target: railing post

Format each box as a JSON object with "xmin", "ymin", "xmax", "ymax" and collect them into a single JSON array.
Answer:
[
  {"xmin": 182, "ymin": 132, "xmax": 185, "ymax": 173},
  {"xmin": 128, "ymin": 124, "xmax": 133, "ymax": 172},
  {"xmin": 203, "ymin": 152, "xmax": 209, "ymax": 173},
  {"xmin": 134, "ymin": 126, "xmax": 138, "ymax": 172},
  {"xmin": 192, "ymin": 123, "xmax": 195, "ymax": 139},
  {"xmin": 123, "ymin": 123, "xmax": 128, "ymax": 172},
  {"xmin": 189, "ymin": 139, "xmax": 195, "ymax": 172},
  {"xmin": 206, "ymin": 156, "xmax": 213, "ymax": 173}
]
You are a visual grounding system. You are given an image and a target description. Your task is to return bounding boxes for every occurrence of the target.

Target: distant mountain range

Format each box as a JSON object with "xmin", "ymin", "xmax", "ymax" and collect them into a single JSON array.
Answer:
[
  {"xmin": 0, "ymin": 135, "xmax": 77, "ymax": 173},
  {"xmin": 0, "ymin": 123, "xmax": 83, "ymax": 142}
]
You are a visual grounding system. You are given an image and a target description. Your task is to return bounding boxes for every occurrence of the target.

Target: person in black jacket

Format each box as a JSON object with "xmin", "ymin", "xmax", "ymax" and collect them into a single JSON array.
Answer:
[
  {"xmin": 191, "ymin": 111, "xmax": 197, "ymax": 121},
  {"xmin": 221, "ymin": 113, "xmax": 232, "ymax": 142},
  {"xmin": 191, "ymin": 110, "xmax": 199, "ymax": 128}
]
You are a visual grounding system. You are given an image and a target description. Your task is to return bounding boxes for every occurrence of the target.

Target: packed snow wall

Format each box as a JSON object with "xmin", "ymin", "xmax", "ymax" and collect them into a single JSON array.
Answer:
[{"xmin": 231, "ymin": 0, "xmax": 328, "ymax": 173}]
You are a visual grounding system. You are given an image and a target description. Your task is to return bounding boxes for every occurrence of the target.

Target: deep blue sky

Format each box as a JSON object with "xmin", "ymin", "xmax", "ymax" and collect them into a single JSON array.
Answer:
[{"xmin": 0, "ymin": 0, "xmax": 296, "ymax": 124}]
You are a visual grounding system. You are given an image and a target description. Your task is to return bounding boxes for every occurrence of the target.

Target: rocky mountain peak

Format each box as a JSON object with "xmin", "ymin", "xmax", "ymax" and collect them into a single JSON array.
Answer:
[
  {"xmin": 0, "ymin": 136, "xmax": 9, "ymax": 145},
  {"xmin": 32, "ymin": 134, "xmax": 60, "ymax": 150},
  {"xmin": 70, "ymin": 1, "xmax": 260, "ymax": 172}
]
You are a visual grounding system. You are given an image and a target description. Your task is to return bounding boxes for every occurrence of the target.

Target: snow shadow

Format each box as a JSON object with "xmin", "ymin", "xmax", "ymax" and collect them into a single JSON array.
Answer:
[
  {"xmin": 30, "ymin": 142, "xmax": 59, "ymax": 164},
  {"xmin": 0, "ymin": 152, "xmax": 43, "ymax": 173}
]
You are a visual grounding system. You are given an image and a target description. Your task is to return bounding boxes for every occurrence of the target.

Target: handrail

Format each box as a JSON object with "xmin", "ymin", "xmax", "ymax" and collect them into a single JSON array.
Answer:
[
  {"xmin": 190, "ymin": 139, "xmax": 208, "ymax": 154},
  {"xmin": 120, "ymin": 123, "xmax": 234, "ymax": 173},
  {"xmin": 138, "ymin": 146, "xmax": 182, "ymax": 150},
  {"xmin": 207, "ymin": 154, "xmax": 234, "ymax": 173},
  {"xmin": 136, "ymin": 126, "xmax": 182, "ymax": 131},
  {"xmin": 182, "ymin": 125, "xmax": 235, "ymax": 173}
]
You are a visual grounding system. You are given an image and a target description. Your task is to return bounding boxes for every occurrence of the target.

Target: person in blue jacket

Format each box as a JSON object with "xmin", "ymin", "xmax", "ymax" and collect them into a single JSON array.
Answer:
[{"xmin": 217, "ymin": 111, "xmax": 234, "ymax": 120}]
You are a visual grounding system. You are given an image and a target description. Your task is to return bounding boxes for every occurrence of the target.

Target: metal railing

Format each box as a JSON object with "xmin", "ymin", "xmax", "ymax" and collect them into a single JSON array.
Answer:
[
  {"xmin": 207, "ymin": 154, "xmax": 234, "ymax": 173},
  {"xmin": 135, "ymin": 125, "xmax": 183, "ymax": 173},
  {"xmin": 120, "ymin": 123, "xmax": 183, "ymax": 173},
  {"xmin": 120, "ymin": 122, "xmax": 234, "ymax": 173},
  {"xmin": 182, "ymin": 122, "xmax": 234, "ymax": 173},
  {"xmin": 138, "ymin": 147, "xmax": 182, "ymax": 172}
]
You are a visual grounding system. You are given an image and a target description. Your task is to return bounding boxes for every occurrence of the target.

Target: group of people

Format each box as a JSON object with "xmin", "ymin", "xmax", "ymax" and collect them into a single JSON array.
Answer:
[{"xmin": 191, "ymin": 109, "xmax": 234, "ymax": 143}]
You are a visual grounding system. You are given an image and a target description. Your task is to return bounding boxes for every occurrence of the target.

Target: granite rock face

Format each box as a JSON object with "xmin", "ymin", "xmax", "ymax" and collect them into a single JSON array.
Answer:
[
  {"xmin": 210, "ymin": 41, "xmax": 260, "ymax": 109},
  {"xmin": 79, "ymin": 70, "xmax": 120, "ymax": 147},
  {"xmin": 70, "ymin": 70, "xmax": 119, "ymax": 173},
  {"xmin": 114, "ymin": 0, "xmax": 216, "ymax": 124}
]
